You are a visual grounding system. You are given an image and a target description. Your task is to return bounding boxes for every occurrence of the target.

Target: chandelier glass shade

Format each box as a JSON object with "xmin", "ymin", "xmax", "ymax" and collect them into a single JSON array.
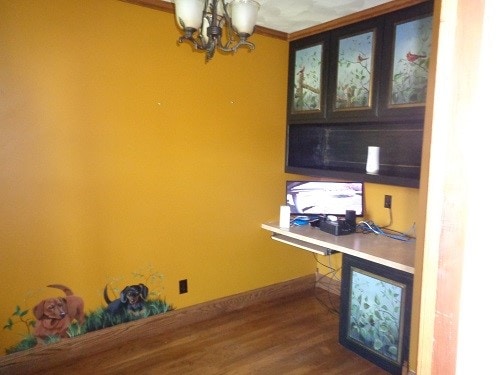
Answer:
[{"xmin": 173, "ymin": 0, "xmax": 260, "ymax": 61}]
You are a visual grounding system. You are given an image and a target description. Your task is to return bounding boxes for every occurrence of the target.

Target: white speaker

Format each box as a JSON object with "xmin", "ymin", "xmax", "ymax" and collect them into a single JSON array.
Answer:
[{"xmin": 366, "ymin": 146, "xmax": 380, "ymax": 174}]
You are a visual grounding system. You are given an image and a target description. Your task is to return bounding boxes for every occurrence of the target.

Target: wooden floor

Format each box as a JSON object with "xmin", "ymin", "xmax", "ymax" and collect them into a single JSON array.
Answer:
[{"xmin": 24, "ymin": 289, "xmax": 389, "ymax": 375}]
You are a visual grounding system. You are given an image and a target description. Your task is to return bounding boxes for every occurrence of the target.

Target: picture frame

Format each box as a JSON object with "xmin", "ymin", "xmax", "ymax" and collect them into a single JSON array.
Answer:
[
  {"xmin": 389, "ymin": 15, "xmax": 433, "ymax": 107},
  {"xmin": 335, "ymin": 29, "xmax": 376, "ymax": 111},
  {"xmin": 378, "ymin": 1, "xmax": 434, "ymax": 119},
  {"xmin": 340, "ymin": 254, "xmax": 413, "ymax": 375},
  {"xmin": 328, "ymin": 18, "xmax": 383, "ymax": 121},
  {"xmin": 287, "ymin": 32, "xmax": 329, "ymax": 123}
]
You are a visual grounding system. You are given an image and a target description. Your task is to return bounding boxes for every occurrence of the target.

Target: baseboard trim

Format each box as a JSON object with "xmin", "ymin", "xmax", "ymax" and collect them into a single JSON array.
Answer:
[{"xmin": 0, "ymin": 274, "xmax": 316, "ymax": 373}]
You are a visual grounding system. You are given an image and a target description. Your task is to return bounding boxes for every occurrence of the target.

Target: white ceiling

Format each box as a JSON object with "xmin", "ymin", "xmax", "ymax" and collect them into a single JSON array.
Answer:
[
  {"xmin": 253, "ymin": 0, "xmax": 392, "ymax": 33},
  {"xmin": 164, "ymin": 0, "xmax": 393, "ymax": 34}
]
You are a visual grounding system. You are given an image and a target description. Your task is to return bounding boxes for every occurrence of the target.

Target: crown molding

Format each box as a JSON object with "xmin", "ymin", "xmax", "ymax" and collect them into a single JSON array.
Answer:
[{"xmin": 119, "ymin": 0, "xmax": 430, "ymax": 42}]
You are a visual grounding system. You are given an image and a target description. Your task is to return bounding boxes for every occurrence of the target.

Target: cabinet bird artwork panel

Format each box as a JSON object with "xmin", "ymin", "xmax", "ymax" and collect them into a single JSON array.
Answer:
[
  {"xmin": 292, "ymin": 43, "xmax": 323, "ymax": 113},
  {"xmin": 335, "ymin": 30, "xmax": 376, "ymax": 110},
  {"xmin": 390, "ymin": 15, "xmax": 433, "ymax": 107}
]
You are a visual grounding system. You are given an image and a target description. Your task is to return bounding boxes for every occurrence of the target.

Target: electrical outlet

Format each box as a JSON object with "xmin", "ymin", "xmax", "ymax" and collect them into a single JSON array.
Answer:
[
  {"xmin": 179, "ymin": 279, "xmax": 188, "ymax": 294},
  {"xmin": 384, "ymin": 195, "xmax": 392, "ymax": 209}
]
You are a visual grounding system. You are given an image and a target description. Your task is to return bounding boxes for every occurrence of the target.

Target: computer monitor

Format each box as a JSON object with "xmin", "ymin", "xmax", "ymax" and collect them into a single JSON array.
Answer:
[{"xmin": 286, "ymin": 181, "xmax": 364, "ymax": 216}]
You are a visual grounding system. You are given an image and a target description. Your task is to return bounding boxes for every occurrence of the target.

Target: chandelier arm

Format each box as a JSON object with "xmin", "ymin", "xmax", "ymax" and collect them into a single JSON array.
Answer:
[
  {"xmin": 215, "ymin": 9, "xmax": 239, "ymax": 52},
  {"xmin": 228, "ymin": 38, "xmax": 256, "ymax": 51},
  {"xmin": 178, "ymin": 34, "xmax": 204, "ymax": 51},
  {"xmin": 216, "ymin": 40, "xmax": 255, "ymax": 53},
  {"xmin": 216, "ymin": 31, "xmax": 255, "ymax": 52}
]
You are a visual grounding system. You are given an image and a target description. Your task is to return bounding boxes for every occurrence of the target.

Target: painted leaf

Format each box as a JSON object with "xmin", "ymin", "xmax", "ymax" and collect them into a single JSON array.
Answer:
[
  {"xmin": 374, "ymin": 338, "xmax": 384, "ymax": 350},
  {"xmin": 379, "ymin": 322, "xmax": 389, "ymax": 333},
  {"xmin": 388, "ymin": 345, "xmax": 399, "ymax": 355},
  {"xmin": 13, "ymin": 306, "xmax": 21, "ymax": 316},
  {"xmin": 3, "ymin": 318, "xmax": 13, "ymax": 330}
]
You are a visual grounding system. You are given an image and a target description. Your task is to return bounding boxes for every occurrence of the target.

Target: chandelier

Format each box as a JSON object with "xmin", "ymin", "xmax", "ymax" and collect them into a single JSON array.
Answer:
[{"xmin": 173, "ymin": 0, "xmax": 261, "ymax": 61}]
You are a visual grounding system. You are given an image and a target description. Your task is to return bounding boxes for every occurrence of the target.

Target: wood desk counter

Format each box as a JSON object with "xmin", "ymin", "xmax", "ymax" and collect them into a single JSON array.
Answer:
[{"xmin": 261, "ymin": 221, "xmax": 415, "ymax": 274}]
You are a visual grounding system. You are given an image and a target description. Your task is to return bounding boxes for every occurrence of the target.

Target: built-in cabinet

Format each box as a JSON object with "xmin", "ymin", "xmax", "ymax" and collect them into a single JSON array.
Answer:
[{"xmin": 285, "ymin": 1, "xmax": 433, "ymax": 188}]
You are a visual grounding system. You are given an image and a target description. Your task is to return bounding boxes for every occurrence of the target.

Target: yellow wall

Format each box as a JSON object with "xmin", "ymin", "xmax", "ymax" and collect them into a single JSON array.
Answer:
[
  {"xmin": 0, "ymin": 0, "xmax": 314, "ymax": 351},
  {"xmin": 0, "ymin": 0, "xmax": 420, "ymax": 356}
]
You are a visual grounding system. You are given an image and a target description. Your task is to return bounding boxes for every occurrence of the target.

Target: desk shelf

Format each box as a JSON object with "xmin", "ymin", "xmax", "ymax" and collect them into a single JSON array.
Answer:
[{"xmin": 261, "ymin": 221, "xmax": 415, "ymax": 274}]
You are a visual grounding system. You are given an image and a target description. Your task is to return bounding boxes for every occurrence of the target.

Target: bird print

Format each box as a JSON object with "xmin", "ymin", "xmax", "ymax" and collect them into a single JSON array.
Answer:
[
  {"xmin": 357, "ymin": 53, "xmax": 368, "ymax": 62},
  {"xmin": 406, "ymin": 52, "xmax": 427, "ymax": 62}
]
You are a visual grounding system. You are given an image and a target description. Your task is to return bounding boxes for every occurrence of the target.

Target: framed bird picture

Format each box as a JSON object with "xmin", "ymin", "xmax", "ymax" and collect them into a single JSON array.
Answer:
[
  {"xmin": 379, "ymin": 1, "xmax": 434, "ymax": 119},
  {"xmin": 389, "ymin": 15, "xmax": 433, "ymax": 107},
  {"xmin": 335, "ymin": 30, "xmax": 376, "ymax": 111},
  {"xmin": 328, "ymin": 18, "xmax": 383, "ymax": 121},
  {"xmin": 287, "ymin": 32, "xmax": 329, "ymax": 123}
]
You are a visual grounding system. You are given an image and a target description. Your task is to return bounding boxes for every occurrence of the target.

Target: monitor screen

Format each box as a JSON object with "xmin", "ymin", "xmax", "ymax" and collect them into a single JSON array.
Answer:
[{"xmin": 286, "ymin": 181, "xmax": 364, "ymax": 216}]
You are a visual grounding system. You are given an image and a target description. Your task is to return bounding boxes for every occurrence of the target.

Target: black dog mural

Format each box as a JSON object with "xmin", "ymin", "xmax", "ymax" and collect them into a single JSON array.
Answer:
[{"xmin": 103, "ymin": 283, "xmax": 149, "ymax": 315}]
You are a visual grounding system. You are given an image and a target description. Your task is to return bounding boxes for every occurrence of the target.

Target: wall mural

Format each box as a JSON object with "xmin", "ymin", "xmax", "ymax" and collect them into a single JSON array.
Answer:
[{"xmin": 2, "ymin": 265, "xmax": 172, "ymax": 354}]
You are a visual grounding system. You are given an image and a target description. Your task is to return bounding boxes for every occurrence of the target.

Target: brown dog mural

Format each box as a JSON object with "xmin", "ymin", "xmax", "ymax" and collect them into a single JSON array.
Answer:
[{"xmin": 32, "ymin": 284, "xmax": 85, "ymax": 342}]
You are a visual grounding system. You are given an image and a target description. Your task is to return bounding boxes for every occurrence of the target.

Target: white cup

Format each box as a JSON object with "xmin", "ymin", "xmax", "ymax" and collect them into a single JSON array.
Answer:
[
  {"xmin": 366, "ymin": 146, "xmax": 380, "ymax": 174},
  {"xmin": 279, "ymin": 205, "xmax": 291, "ymax": 228}
]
